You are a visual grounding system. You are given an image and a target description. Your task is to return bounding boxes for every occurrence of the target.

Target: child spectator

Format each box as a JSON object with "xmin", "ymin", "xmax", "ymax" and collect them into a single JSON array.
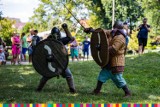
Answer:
[{"xmin": 0, "ymin": 45, "xmax": 6, "ymax": 65}]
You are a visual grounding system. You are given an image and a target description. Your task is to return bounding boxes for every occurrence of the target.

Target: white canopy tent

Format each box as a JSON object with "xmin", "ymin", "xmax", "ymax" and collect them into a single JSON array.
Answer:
[
  {"xmin": 38, "ymin": 30, "xmax": 51, "ymax": 37},
  {"xmin": 38, "ymin": 30, "xmax": 67, "ymax": 39}
]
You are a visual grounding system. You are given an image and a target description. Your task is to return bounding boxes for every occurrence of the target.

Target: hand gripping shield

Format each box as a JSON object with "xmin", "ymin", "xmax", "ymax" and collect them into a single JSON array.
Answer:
[{"xmin": 91, "ymin": 28, "xmax": 109, "ymax": 67}]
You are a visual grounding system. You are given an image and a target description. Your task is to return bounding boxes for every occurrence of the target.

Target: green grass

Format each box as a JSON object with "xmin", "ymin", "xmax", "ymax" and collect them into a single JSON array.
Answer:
[{"xmin": 0, "ymin": 53, "xmax": 160, "ymax": 103}]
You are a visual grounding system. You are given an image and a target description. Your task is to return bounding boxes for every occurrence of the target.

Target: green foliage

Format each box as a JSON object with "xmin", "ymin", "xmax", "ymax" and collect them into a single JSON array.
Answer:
[
  {"xmin": 26, "ymin": 0, "xmax": 159, "ymax": 45},
  {"xmin": 150, "ymin": 45, "xmax": 157, "ymax": 50},
  {"xmin": 128, "ymin": 30, "xmax": 156, "ymax": 50},
  {"xmin": 114, "ymin": 0, "xmax": 144, "ymax": 31},
  {"xmin": 146, "ymin": 37, "xmax": 157, "ymax": 50},
  {"xmin": 138, "ymin": 0, "xmax": 160, "ymax": 35},
  {"xmin": 90, "ymin": 0, "xmax": 110, "ymax": 28},
  {"xmin": 21, "ymin": 22, "xmax": 35, "ymax": 34},
  {"xmin": 0, "ymin": 53, "xmax": 160, "ymax": 103},
  {"xmin": 83, "ymin": 0, "xmax": 144, "ymax": 29},
  {"xmin": 128, "ymin": 31, "xmax": 138, "ymax": 50},
  {"xmin": 0, "ymin": 18, "xmax": 16, "ymax": 45},
  {"xmin": 27, "ymin": 0, "xmax": 75, "ymax": 32},
  {"xmin": 29, "ymin": 3, "xmax": 48, "ymax": 32}
]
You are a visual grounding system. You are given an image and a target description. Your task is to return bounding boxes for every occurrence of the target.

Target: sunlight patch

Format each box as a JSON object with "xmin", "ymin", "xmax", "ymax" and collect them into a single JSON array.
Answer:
[
  {"xmin": 148, "ymin": 95, "xmax": 160, "ymax": 100},
  {"xmin": 24, "ymin": 67, "xmax": 33, "ymax": 69},
  {"xmin": 66, "ymin": 93, "xmax": 79, "ymax": 97},
  {"xmin": 20, "ymin": 71, "xmax": 35, "ymax": 75},
  {"xmin": 9, "ymin": 84, "xmax": 24, "ymax": 88}
]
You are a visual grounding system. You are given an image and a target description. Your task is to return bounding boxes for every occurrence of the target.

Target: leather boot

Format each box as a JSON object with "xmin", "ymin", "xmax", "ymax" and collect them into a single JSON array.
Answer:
[
  {"xmin": 92, "ymin": 89, "xmax": 101, "ymax": 95},
  {"xmin": 66, "ymin": 77, "xmax": 76, "ymax": 93},
  {"xmin": 36, "ymin": 77, "xmax": 48, "ymax": 92},
  {"xmin": 122, "ymin": 85, "xmax": 131, "ymax": 97},
  {"xmin": 92, "ymin": 80, "xmax": 103, "ymax": 95}
]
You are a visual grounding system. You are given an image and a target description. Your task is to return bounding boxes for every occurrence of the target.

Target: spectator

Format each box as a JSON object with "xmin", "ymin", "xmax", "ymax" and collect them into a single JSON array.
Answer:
[
  {"xmin": 11, "ymin": 33, "xmax": 21, "ymax": 65},
  {"xmin": 123, "ymin": 22, "xmax": 130, "ymax": 46},
  {"xmin": 137, "ymin": 18, "xmax": 151, "ymax": 54},
  {"xmin": 21, "ymin": 32, "xmax": 28, "ymax": 61},
  {"xmin": 82, "ymin": 36, "xmax": 90, "ymax": 60},
  {"xmin": 78, "ymin": 42, "xmax": 83, "ymax": 60},
  {"xmin": 28, "ymin": 30, "xmax": 40, "ymax": 63},
  {"xmin": 0, "ymin": 45, "xmax": 6, "ymax": 65},
  {"xmin": 0, "ymin": 37, "xmax": 9, "ymax": 60},
  {"xmin": 27, "ymin": 29, "xmax": 34, "ymax": 63},
  {"xmin": 70, "ymin": 37, "xmax": 79, "ymax": 61},
  {"xmin": 32, "ymin": 30, "xmax": 40, "ymax": 49},
  {"xmin": 27, "ymin": 29, "xmax": 34, "ymax": 43}
]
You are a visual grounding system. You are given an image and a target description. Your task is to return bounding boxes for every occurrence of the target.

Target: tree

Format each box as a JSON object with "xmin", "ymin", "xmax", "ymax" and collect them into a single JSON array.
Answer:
[
  {"xmin": 138, "ymin": 0, "xmax": 160, "ymax": 35},
  {"xmin": 28, "ymin": 0, "xmax": 148, "ymax": 43},
  {"xmin": 70, "ymin": 0, "xmax": 144, "ymax": 29},
  {"xmin": 115, "ymin": 0, "xmax": 144, "ymax": 33},
  {"xmin": 21, "ymin": 22, "xmax": 36, "ymax": 34},
  {"xmin": 86, "ymin": 0, "xmax": 111, "ymax": 28},
  {"xmin": 28, "ymin": 0, "xmax": 75, "ymax": 32},
  {"xmin": 0, "ymin": 18, "xmax": 16, "ymax": 45}
]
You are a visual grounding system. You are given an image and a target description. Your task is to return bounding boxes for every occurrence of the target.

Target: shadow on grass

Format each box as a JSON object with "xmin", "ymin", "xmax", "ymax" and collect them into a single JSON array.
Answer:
[{"xmin": 0, "ymin": 53, "xmax": 160, "ymax": 103}]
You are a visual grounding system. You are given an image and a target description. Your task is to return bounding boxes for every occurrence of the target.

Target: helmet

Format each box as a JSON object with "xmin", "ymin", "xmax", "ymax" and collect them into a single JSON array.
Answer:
[
  {"xmin": 113, "ymin": 21, "xmax": 124, "ymax": 29},
  {"xmin": 50, "ymin": 27, "xmax": 61, "ymax": 40}
]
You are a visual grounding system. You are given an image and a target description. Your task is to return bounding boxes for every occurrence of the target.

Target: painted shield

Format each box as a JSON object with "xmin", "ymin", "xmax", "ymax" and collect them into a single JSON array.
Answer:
[
  {"xmin": 32, "ymin": 38, "xmax": 68, "ymax": 78},
  {"xmin": 91, "ymin": 28, "xmax": 109, "ymax": 67}
]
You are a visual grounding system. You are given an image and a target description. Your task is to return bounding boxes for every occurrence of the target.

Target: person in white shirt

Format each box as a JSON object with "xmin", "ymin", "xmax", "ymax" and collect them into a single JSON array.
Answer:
[{"xmin": 27, "ymin": 29, "xmax": 34, "ymax": 63}]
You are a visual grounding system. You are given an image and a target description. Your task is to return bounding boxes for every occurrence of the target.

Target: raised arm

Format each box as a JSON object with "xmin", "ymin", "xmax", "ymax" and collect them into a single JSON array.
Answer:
[
  {"xmin": 62, "ymin": 23, "xmax": 74, "ymax": 41},
  {"xmin": 60, "ymin": 23, "xmax": 75, "ymax": 45},
  {"xmin": 84, "ymin": 27, "xmax": 95, "ymax": 34}
]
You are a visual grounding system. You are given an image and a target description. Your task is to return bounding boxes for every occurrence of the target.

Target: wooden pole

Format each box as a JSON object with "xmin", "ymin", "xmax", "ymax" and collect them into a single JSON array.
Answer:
[{"xmin": 112, "ymin": 0, "xmax": 115, "ymax": 29}]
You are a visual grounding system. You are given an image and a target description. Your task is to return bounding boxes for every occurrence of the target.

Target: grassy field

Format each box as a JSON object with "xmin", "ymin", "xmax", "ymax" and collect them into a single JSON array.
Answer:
[{"xmin": 0, "ymin": 53, "xmax": 160, "ymax": 103}]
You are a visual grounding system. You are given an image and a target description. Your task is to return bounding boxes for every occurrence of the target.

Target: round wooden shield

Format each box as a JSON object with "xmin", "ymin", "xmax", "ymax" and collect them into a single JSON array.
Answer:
[
  {"xmin": 32, "ymin": 38, "xmax": 68, "ymax": 78},
  {"xmin": 91, "ymin": 28, "xmax": 109, "ymax": 67}
]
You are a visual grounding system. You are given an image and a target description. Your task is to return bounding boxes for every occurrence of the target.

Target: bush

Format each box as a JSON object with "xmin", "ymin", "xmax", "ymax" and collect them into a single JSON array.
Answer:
[
  {"xmin": 127, "ymin": 31, "xmax": 138, "ymax": 50},
  {"xmin": 128, "ymin": 30, "xmax": 158, "ymax": 51}
]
